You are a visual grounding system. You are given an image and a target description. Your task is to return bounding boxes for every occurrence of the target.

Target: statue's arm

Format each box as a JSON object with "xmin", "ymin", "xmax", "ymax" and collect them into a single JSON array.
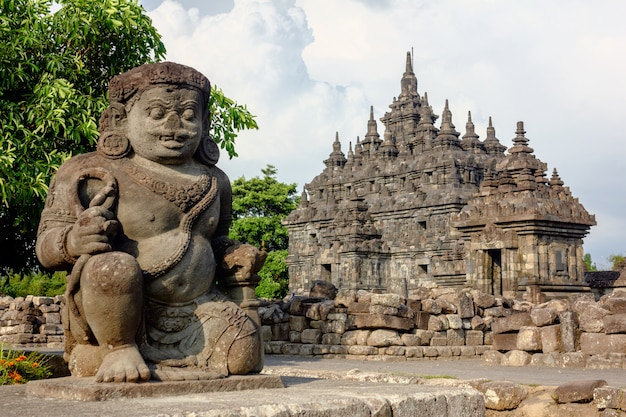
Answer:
[
  {"xmin": 36, "ymin": 172, "xmax": 79, "ymax": 270},
  {"xmin": 210, "ymin": 167, "xmax": 238, "ymax": 263}
]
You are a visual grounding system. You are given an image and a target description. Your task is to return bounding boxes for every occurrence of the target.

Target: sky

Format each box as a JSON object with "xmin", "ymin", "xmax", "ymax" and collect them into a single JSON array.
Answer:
[{"xmin": 139, "ymin": 0, "xmax": 626, "ymax": 269}]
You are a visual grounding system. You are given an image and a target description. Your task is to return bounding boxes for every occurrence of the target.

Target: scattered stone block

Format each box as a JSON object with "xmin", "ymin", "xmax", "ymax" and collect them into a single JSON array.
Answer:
[
  {"xmin": 445, "ymin": 314, "xmax": 463, "ymax": 330},
  {"xmin": 322, "ymin": 333, "xmax": 342, "ymax": 345},
  {"xmin": 604, "ymin": 314, "xmax": 626, "ymax": 334},
  {"xmin": 580, "ymin": 304, "xmax": 610, "ymax": 333},
  {"xmin": 427, "ymin": 315, "xmax": 447, "ymax": 331},
  {"xmin": 594, "ymin": 386, "xmax": 626, "ymax": 410},
  {"xmin": 421, "ymin": 299, "xmax": 442, "ymax": 314},
  {"xmin": 478, "ymin": 381, "xmax": 527, "ymax": 410},
  {"xmin": 351, "ymin": 314, "xmax": 414, "ymax": 331},
  {"xmin": 493, "ymin": 333, "xmax": 518, "ymax": 351},
  {"xmin": 415, "ymin": 311, "xmax": 430, "ymax": 329},
  {"xmin": 491, "ymin": 312, "xmax": 532, "ymax": 334},
  {"xmin": 429, "ymin": 332, "xmax": 447, "ymax": 346},
  {"xmin": 554, "ymin": 379, "xmax": 607, "ymax": 403},
  {"xmin": 289, "ymin": 331, "xmax": 301, "ymax": 343},
  {"xmin": 341, "ymin": 330, "xmax": 371, "ymax": 346},
  {"xmin": 517, "ymin": 326, "xmax": 542, "ymax": 351},
  {"xmin": 541, "ymin": 324, "xmax": 563, "ymax": 353},
  {"xmin": 301, "ymin": 328, "xmax": 322, "ymax": 344},
  {"xmin": 465, "ymin": 330, "xmax": 484, "ymax": 346},
  {"xmin": 289, "ymin": 315, "xmax": 308, "ymax": 332},
  {"xmin": 530, "ymin": 307, "xmax": 558, "ymax": 326},
  {"xmin": 367, "ymin": 329, "xmax": 402, "ymax": 347},
  {"xmin": 347, "ymin": 345, "xmax": 377, "ymax": 355},
  {"xmin": 560, "ymin": 311, "xmax": 579, "ymax": 352},
  {"xmin": 405, "ymin": 346, "xmax": 424, "ymax": 358},
  {"xmin": 371, "ymin": 293, "xmax": 403, "ymax": 308},
  {"xmin": 503, "ymin": 350, "xmax": 532, "ymax": 366},
  {"xmin": 446, "ymin": 328, "xmax": 465, "ymax": 346}
]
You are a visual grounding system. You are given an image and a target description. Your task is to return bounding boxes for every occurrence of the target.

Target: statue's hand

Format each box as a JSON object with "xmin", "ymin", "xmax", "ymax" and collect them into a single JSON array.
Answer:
[
  {"xmin": 221, "ymin": 244, "xmax": 267, "ymax": 282},
  {"xmin": 66, "ymin": 206, "xmax": 119, "ymax": 258}
]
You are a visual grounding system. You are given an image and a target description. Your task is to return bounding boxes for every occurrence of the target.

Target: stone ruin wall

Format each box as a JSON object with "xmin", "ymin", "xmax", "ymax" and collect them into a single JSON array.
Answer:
[
  {"xmin": 5, "ymin": 284, "xmax": 626, "ymax": 371},
  {"xmin": 259, "ymin": 284, "xmax": 626, "ymax": 370}
]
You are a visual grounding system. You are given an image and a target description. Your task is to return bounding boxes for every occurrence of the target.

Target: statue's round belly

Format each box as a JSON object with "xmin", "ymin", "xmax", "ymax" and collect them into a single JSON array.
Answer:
[{"xmin": 138, "ymin": 232, "xmax": 216, "ymax": 303}]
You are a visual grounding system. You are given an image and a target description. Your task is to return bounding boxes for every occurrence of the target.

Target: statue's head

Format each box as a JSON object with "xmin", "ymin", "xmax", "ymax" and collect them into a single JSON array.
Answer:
[{"xmin": 97, "ymin": 62, "xmax": 219, "ymax": 166}]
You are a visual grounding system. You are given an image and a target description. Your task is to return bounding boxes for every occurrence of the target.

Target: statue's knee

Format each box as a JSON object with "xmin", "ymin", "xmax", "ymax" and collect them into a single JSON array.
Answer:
[
  {"xmin": 82, "ymin": 252, "xmax": 142, "ymax": 296},
  {"xmin": 227, "ymin": 325, "xmax": 262, "ymax": 375}
]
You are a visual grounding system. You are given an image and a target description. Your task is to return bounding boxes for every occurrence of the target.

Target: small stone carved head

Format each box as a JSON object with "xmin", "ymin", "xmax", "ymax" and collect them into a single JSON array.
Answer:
[{"xmin": 97, "ymin": 62, "xmax": 219, "ymax": 166}]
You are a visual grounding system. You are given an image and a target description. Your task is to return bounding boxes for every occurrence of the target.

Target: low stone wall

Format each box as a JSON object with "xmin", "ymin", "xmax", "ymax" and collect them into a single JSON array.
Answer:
[
  {"xmin": 259, "ymin": 287, "xmax": 503, "ymax": 359},
  {"xmin": 484, "ymin": 290, "xmax": 626, "ymax": 369},
  {"xmin": 0, "ymin": 295, "xmax": 64, "ymax": 348}
]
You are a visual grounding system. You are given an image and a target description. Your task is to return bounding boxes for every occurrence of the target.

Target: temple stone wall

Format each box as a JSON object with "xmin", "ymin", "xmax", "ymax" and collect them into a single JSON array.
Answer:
[{"xmin": 284, "ymin": 52, "xmax": 595, "ymax": 297}]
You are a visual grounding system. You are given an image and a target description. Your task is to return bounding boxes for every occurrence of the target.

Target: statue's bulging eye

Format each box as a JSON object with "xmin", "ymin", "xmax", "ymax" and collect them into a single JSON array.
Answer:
[
  {"xmin": 149, "ymin": 106, "xmax": 165, "ymax": 119},
  {"xmin": 182, "ymin": 108, "xmax": 195, "ymax": 121}
]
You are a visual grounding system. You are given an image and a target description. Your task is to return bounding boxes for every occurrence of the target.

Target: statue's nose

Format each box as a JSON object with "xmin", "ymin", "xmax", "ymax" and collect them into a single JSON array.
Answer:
[{"xmin": 163, "ymin": 112, "xmax": 181, "ymax": 129}]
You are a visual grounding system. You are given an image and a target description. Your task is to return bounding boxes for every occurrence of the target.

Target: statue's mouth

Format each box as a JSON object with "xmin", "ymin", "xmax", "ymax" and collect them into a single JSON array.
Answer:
[{"xmin": 160, "ymin": 136, "xmax": 185, "ymax": 149}]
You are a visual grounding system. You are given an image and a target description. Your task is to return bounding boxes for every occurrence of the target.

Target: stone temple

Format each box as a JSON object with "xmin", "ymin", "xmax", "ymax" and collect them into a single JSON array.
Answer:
[{"xmin": 284, "ymin": 52, "xmax": 596, "ymax": 298}]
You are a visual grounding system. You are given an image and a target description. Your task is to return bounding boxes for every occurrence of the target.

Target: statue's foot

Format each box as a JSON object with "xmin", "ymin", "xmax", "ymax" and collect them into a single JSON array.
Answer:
[{"xmin": 96, "ymin": 344, "xmax": 151, "ymax": 383}]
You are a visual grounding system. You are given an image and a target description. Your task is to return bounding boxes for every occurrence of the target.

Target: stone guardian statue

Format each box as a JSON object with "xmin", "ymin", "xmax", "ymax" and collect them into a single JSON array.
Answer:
[{"xmin": 36, "ymin": 62, "xmax": 266, "ymax": 383}]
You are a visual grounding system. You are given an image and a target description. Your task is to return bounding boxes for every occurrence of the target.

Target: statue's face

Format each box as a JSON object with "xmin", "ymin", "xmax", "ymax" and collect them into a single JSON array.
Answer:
[{"xmin": 126, "ymin": 85, "xmax": 204, "ymax": 165}]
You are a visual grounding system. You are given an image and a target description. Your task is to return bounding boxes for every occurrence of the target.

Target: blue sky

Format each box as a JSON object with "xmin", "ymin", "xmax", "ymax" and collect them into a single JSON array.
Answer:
[{"xmin": 139, "ymin": 0, "xmax": 626, "ymax": 268}]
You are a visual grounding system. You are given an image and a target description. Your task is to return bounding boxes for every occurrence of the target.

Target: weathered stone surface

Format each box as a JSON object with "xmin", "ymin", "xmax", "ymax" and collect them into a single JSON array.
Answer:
[
  {"xmin": 341, "ymin": 330, "xmax": 371, "ymax": 346},
  {"xmin": 503, "ymin": 350, "xmax": 532, "ymax": 366},
  {"xmin": 491, "ymin": 312, "xmax": 532, "ymax": 334},
  {"xmin": 428, "ymin": 315, "xmax": 447, "ymax": 331},
  {"xmin": 401, "ymin": 330, "xmax": 432, "ymax": 346},
  {"xmin": 445, "ymin": 314, "xmax": 463, "ymax": 330},
  {"xmin": 516, "ymin": 326, "xmax": 542, "ymax": 351},
  {"xmin": 604, "ymin": 313, "xmax": 626, "ymax": 334},
  {"xmin": 493, "ymin": 333, "xmax": 518, "ymax": 351},
  {"xmin": 580, "ymin": 304, "xmax": 610, "ymax": 333},
  {"xmin": 322, "ymin": 333, "xmax": 342, "ymax": 345},
  {"xmin": 367, "ymin": 329, "xmax": 403, "ymax": 347},
  {"xmin": 447, "ymin": 329, "xmax": 465, "ymax": 346},
  {"xmin": 530, "ymin": 307, "xmax": 558, "ymax": 326},
  {"xmin": 347, "ymin": 301, "xmax": 371, "ymax": 315},
  {"xmin": 553, "ymin": 379, "xmax": 607, "ymax": 403},
  {"xmin": 603, "ymin": 297, "xmax": 626, "ymax": 314},
  {"xmin": 473, "ymin": 292, "xmax": 496, "ymax": 309},
  {"xmin": 334, "ymin": 289, "xmax": 356, "ymax": 308},
  {"xmin": 560, "ymin": 311, "xmax": 580, "ymax": 353},
  {"xmin": 421, "ymin": 299, "xmax": 442, "ymax": 314},
  {"xmin": 351, "ymin": 314, "xmax": 414, "ymax": 331},
  {"xmin": 465, "ymin": 330, "xmax": 484, "ymax": 346},
  {"xmin": 347, "ymin": 345, "xmax": 378, "ymax": 355},
  {"xmin": 477, "ymin": 381, "xmax": 527, "ymax": 410},
  {"xmin": 416, "ymin": 311, "xmax": 430, "ymax": 329},
  {"xmin": 430, "ymin": 332, "xmax": 448, "ymax": 346},
  {"xmin": 439, "ymin": 292, "xmax": 475, "ymax": 319},
  {"xmin": 289, "ymin": 315, "xmax": 308, "ymax": 332},
  {"xmin": 541, "ymin": 324, "xmax": 563, "ymax": 353},
  {"xmin": 594, "ymin": 386, "xmax": 626, "ymax": 410},
  {"xmin": 309, "ymin": 280, "xmax": 338, "ymax": 300},
  {"xmin": 370, "ymin": 293, "xmax": 403, "ymax": 308},
  {"xmin": 301, "ymin": 329, "xmax": 322, "ymax": 344},
  {"xmin": 470, "ymin": 316, "xmax": 485, "ymax": 330}
]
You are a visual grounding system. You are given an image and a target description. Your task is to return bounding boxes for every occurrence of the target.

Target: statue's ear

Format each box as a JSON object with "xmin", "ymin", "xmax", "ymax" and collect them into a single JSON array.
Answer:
[{"xmin": 195, "ymin": 136, "xmax": 220, "ymax": 167}]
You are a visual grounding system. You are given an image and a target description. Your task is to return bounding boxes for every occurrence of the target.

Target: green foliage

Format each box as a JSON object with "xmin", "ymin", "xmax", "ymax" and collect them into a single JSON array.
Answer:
[
  {"xmin": 0, "ymin": 0, "xmax": 165, "ymax": 271},
  {"xmin": 256, "ymin": 250, "xmax": 289, "ymax": 299},
  {"xmin": 0, "ymin": 344, "xmax": 52, "ymax": 384},
  {"xmin": 0, "ymin": 270, "xmax": 66, "ymax": 298},
  {"xmin": 609, "ymin": 254, "xmax": 626, "ymax": 271},
  {"xmin": 583, "ymin": 253, "xmax": 597, "ymax": 272},
  {"xmin": 230, "ymin": 165, "xmax": 299, "ymax": 251},
  {"xmin": 209, "ymin": 86, "xmax": 259, "ymax": 159}
]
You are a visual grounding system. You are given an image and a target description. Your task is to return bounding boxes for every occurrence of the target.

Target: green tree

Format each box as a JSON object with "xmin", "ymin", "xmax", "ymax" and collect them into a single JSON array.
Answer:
[
  {"xmin": 230, "ymin": 165, "xmax": 299, "ymax": 251},
  {"xmin": 0, "ymin": 0, "xmax": 257, "ymax": 273},
  {"xmin": 609, "ymin": 254, "xmax": 626, "ymax": 271},
  {"xmin": 229, "ymin": 166, "xmax": 299, "ymax": 299},
  {"xmin": 583, "ymin": 253, "xmax": 597, "ymax": 272}
]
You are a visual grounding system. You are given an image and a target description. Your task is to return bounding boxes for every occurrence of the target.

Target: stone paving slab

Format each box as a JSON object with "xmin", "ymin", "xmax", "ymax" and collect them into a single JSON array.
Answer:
[
  {"xmin": 3, "ymin": 376, "xmax": 484, "ymax": 417},
  {"xmin": 25, "ymin": 374, "xmax": 284, "ymax": 401}
]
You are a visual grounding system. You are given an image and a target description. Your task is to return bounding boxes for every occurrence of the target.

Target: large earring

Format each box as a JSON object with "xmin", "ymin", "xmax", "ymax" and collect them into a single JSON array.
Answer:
[
  {"xmin": 97, "ymin": 131, "xmax": 131, "ymax": 159},
  {"xmin": 195, "ymin": 136, "xmax": 220, "ymax": 166}
]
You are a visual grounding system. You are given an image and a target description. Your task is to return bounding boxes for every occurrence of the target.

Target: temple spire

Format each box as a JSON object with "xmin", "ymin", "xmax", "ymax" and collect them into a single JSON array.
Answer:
[
  {"xmin": 483, "ymin": 116, "xmax": 506, "ymax": 155},
  {"xmin": 323, "ymin": 131, "xmax": 347, "ymax": 168},
  {"xmin": 399, "ymin": 51, "xmax": 418, "ymax": 98},
  {"xmin": 508, "ymin": 121, "xmax": 534, "ymax": 155}
]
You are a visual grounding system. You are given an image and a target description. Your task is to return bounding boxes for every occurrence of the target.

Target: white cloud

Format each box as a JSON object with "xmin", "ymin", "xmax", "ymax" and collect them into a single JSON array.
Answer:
[{"xmin": 145, "ymin": 0, "xmax": 626, "ymax": 264}]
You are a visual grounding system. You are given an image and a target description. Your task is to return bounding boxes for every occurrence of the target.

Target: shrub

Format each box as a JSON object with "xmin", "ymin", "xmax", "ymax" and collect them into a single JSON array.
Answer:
[
  {"xmin": 0, "ymin": 270, "xmax": 66, "ymax": 298},
  {"xmin": 0, "ymin": 344, "xmax": 52, "ymax": 384},
  {"xmin": 256, "ymin": 250, "xmax": 289, "ymax": 300}
]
